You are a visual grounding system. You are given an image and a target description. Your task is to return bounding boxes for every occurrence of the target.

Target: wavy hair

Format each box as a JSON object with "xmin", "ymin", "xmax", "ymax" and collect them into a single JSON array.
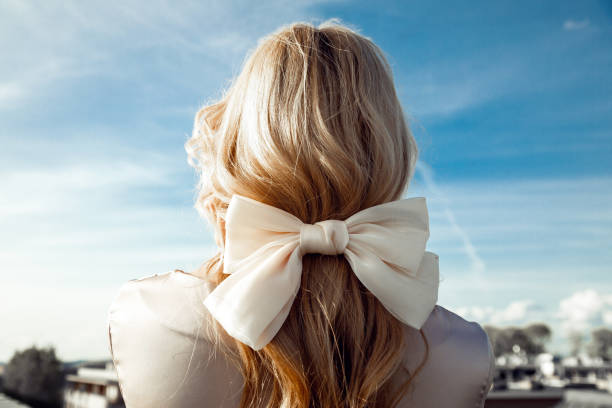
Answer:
[{"xmin": 185, "ymin": 19, "xmax": 429, "ymax": 408}]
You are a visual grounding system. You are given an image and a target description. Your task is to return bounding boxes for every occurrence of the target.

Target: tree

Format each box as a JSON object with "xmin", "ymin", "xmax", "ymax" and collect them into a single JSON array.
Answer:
[
  {"xmin": 525, "ymin": 323, "xmax": 552, "ymax": 349},
  {"xmin": 568, "ymin": 330, "xmax": 584, "ymax": 357},
  {"xmin": 484, "ymin": 323, "xmax": 552, "ymax": 357},
  {"xmin": 3, "ymin": 345, "xmax": 63, "ymax": 407},
  {"xmin": 509, "ymin": 327, "xmax": 544, "ymax": 355},
  {"xmin": 587, "ymin": 328, "xmax": 612, "ymax": 361},
  {"xmin": 484, "ymin": 325, "xmax": 515, "ymax": 357}
]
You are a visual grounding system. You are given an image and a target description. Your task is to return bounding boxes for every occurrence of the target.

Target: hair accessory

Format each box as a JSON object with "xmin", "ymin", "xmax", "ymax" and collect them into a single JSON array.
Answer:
[{"xmin": 203, "ymin": 194, "xmax": 440, "ymax": 350}]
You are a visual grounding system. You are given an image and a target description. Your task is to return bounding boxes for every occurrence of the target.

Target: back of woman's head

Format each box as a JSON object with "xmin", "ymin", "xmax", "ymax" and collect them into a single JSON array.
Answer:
[{"xmin": 186, "ymin": 19, "xmax": 427, "ymax": 408}]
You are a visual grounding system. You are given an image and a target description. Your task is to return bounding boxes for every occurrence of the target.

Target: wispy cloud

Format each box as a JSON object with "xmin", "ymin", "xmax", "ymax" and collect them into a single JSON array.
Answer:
[
  {"xmin": 0, "ymin": 0, "xmax": 335, "ymax": 112},
  {"xmin": 0, "ymin": 161, "xmax": 174, "ymax": 215},
  {"xmin": 411, "ymin": 172, "xmax": 612, "ymax": 354},
  {"xmin": 399, "ymin": 56, "xmax": 523, "ymax": 118},
  {"xmin": 428, "ymin": 176, "xmax": 612, "ymax": 257},
  {"xmin": 413, "ymin": 161, "xmax": 486, "ymax": 276},
  {"xmin": 563, "ymin": 18, "xmax": 590, "ymax": 31},
  {"xmin": 0, "ymin": 156, "xmax": 217, "ymax": 361},
  {"xmin": 1, "ymin": 0, "xmax": 610, "ymax": 362},
  {"xmin": 0, "ymin": 0, "xmax": 336, "ymax": 361},
  {"xmin": 455, "ymin": 299, "xmax": 539, "ymax": 325}
]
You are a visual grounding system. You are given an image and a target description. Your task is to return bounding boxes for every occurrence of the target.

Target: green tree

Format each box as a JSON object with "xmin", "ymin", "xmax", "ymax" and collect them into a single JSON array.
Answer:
[
  {"xmin": 3, "ymin": 345, "xmax": 63, "ymax": 407},
  {"xmin": 587, "ymin": 328, "xmax": 612, "ymax": 361}
]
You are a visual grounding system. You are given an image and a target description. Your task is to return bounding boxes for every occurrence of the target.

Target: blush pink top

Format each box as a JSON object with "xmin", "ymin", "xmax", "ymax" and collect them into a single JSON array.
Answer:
[{"xmin": 107, "ymin": 270, "xmax": 495, "ymax": 408}]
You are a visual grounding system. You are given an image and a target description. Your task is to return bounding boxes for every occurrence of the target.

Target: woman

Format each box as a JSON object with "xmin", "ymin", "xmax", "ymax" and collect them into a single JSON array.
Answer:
[{"xmin": 107, "ymin": 20, "xmax": 495, "ymax": 408}]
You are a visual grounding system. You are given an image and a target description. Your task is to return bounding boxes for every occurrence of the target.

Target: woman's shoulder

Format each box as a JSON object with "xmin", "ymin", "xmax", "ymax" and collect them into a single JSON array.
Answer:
[
  {"xmin": 397, "ymin": 304, "xmax": 495, "ymax": 407},
  {"xmin": 425, "ymin": 304, "xmax": 493, "ymax": 355},
  {"xmin": 107, "ymin": 270, "xmax": 243, "ymax": 408},
  {"xmin": 108, "ymin": 270, "xmax": 215, "ymax": 338},
  {"xmin": 108, "ymin": 272, "xmax": 495, "ymax": 408}
]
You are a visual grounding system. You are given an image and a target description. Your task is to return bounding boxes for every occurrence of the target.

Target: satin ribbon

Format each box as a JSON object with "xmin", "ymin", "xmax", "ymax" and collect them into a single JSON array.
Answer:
[{"xmin": 203, "ymin": 194, "xmax": 440, "ymax": 350}]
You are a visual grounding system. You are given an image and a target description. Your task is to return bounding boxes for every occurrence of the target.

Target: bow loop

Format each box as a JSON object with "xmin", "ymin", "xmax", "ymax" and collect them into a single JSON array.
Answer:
[{"xmin": 203, "ymin": 194, "xmax": 440, "ymax": 350}]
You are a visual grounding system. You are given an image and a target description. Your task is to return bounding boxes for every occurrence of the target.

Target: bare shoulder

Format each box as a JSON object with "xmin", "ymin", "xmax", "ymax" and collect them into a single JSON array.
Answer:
[
  {"xmin": 107, "ymin": 271, "xmax": 242, "ymax": 408},
  {"xmin": 398, "ymin": 305, "xmax": 495, "ymax": 408}
]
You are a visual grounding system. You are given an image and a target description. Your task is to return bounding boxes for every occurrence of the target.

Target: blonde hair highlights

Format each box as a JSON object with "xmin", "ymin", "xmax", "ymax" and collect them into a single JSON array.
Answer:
[{"xmin": 186, "ymin": 19, "xmax": 428, "ymax": 408}]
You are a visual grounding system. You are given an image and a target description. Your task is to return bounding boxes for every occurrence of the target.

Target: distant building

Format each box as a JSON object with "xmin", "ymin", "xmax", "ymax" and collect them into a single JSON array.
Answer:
[
  {"xmin": 485, "ymin": 352, "xmax": 612, "ymax": 407},
  {"xmin": 63, "ymin": 361, "xmax": 124, "ymax": 408}
]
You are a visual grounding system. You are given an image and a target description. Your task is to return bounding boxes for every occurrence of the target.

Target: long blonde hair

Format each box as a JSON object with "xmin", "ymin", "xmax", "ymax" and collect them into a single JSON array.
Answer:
[{"xmin": 186, "ymin": 19, "xmax": 429, "ymax": 408}]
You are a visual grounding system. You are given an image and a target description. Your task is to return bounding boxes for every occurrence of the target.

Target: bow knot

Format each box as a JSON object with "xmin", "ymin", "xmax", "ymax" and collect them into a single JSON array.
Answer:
[
  {"xmin": 204, "ymin": 194, "xmax": 439, "ymax": 350},
  {"xmin": 300, "ymin": 220, "xmax": 348, "ymax": 256}
]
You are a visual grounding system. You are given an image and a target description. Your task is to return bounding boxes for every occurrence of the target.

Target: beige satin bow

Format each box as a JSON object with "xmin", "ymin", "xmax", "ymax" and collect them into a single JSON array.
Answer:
[{"xmin": 203, "ymin": 194, "xmax": 440, "ymax": 350}]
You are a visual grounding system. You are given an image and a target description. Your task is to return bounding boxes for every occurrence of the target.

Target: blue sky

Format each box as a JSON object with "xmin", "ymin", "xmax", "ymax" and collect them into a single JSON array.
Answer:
[{"xmin": 1, "ymin": 0, "xmax": 611, "ymax": 361}]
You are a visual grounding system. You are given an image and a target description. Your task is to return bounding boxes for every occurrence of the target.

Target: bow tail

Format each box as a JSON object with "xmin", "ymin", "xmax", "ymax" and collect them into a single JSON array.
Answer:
[
  {"xmin": 345, "ymin": 245, "xmax": 440, "ymax": 330},
  {"xmin": 203, "ymin": 242, "xmax": 303, "ymax": 350}
]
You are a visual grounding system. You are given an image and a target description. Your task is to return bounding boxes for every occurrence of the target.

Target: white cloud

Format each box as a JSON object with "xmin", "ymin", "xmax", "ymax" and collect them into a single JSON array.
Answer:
[
  {"xmin": 557, "ymin": 289, "xmax": 612, "ymax": 332},
  {"xmin": 604, "ymin": 310, "xmax": 612, "ymax": 326},
  {"xmin": 455, "ymin": 300, "xmax": 538, "ymax": 325},
  {"xmin": 0, "ymin": 82, "xmax": 24, "ymax": 108},
  {"xmin": 563, "ymin": 19, "xmax": 590, "ymax": 31}
]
